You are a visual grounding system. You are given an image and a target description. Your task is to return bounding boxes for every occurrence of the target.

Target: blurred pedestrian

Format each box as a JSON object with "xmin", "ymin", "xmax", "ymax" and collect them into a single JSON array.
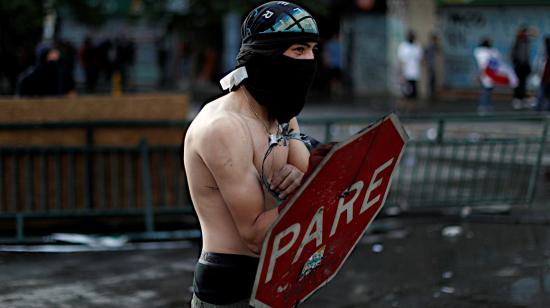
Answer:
[
  {"xmin": 323, "ymin": 32, "xmax": 343, "ymax": 97},
  {"xmin": 156, "ymin": 36, "xmax": 169, "ymax": 89},
  {"xmin": 113, "ymin": 34, "xmax": 135, "ymax": 90},
  {"xmin": 97, "ymin": 38, "xmax": 113, "ymax": 84},
  {"xmin": 397, "ymin": 30, "xmax": 422, "ymax": 112},
  {"xmin": 176, "ymin": 40, "xmax": 193, "ymax": 90},
  {"xmin": 56, "ymin": 38, "xmax": 77, "ymax": 97},
  {"xmin": 79, "ymin": 36, "xmax": 99, "ymax": 93},
  {"xmin": 535, "ymin": 36, "xmax": 550, "ymax": 111},
  {"xmin": 474, "ymin": 37, "xmax": 518, "ymax": 114},
  {"xmin": 424, "ymin": 33, "xmax": 440, "ymax": 99},
  {"xmin": 16, "ymin": 43, "xmax": 64, "ymax": 97},
  {"xmin": 511, "ymin": 26, "xmax": 535, "ymax": 109}
]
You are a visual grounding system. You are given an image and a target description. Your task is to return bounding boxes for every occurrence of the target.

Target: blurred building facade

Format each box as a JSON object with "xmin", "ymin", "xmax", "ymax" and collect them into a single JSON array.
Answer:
[
  {"xmin": 340, "ymin": 0, "xmax": 550, "ymax": 97},
  {"xmin": 5, "ymin": 0, "xmax": 550, "ymax": 98},
  {"xmin": 57, "ymin": 0, "xmax": 169, "ymax": 92},
  {"xmin": 437, "ymin": 0, "xmax": 550, "ymax": 90}
]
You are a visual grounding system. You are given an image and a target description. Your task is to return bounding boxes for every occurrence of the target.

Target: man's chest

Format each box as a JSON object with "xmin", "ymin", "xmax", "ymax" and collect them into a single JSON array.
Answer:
[{"xmin": 251, "ymin": 133, "xmax": 289, "ymax": 180}]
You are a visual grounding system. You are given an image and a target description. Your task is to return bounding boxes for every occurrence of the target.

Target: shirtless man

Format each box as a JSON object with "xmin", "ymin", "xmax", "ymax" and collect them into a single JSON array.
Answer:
[{"xmin": 183, "ymin": 2, "xmax": 319, "ymax": 307}]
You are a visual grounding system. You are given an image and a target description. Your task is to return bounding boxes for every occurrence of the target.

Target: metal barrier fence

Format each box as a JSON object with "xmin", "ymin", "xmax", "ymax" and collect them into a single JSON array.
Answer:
[
  {"xmin": 0, "ymin": 142, "xmax": 191, "ymax": 242},
  {"xmin": 0, "ymin": 113, "xmax": 548, "ymax": 241},
  {"xmin": 389, "ymin": 138, "xmax": 545, "ymax": 208},
  {"xmin": 300, "ymin": 113, "xmax": 549, "ymax": 209}
]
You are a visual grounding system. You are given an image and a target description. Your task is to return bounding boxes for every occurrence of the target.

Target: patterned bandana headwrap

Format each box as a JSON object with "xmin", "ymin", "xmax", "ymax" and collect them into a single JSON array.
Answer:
[
  {"xmin": 236, "ymin": 1, "xmax": 320, "ymax": 65},
  {"xmin": 219, "ymin": 1, "xmax": 320, "ymax": 124}
]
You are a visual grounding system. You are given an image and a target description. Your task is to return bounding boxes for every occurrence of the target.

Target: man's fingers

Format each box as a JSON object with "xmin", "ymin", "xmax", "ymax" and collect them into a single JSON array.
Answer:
[
  {"xmin": 278, "ymin": 177, "xmax": 302, "ymax": 199},
  {"xmin": 277, "ymin": 172, "xmax": 300, "ymax": 192},
  {"xmin": 270, "ymin": 165, "xmax": 292, "ymax": 190},
  {"xmin": 269, "ymin": 164, "xmax": 304, "ymax": 200}
]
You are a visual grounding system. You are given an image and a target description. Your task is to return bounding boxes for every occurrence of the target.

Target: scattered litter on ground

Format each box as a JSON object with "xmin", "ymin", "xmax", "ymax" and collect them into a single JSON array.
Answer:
[
  {"xmin": 426, "ymin": 127, "xmax": 438, "ymax": 140},
  {"xmin": 460, "ymin": 206, "xmax": 472, "ymax": 218},
  {"xmin": 495, "ymin": 266, "xmax": 520, "ymax": 277},
  {"xmin": 472, "ymin": 204, "xmax": 512, "ymax": 214},
  {"xmin": 387, "ymin": 230, "xmax": 409, "ymax": 240},
  {"xmin": 372, "ymin": 243, "xmax": 384, "ymax": 253},
  {"xmin": 384, "ymin": 206, "xmax": 402, "ymax": 216},
  {"xmin": 440, "ymin": 286, "xmax": 456, "ymax": 294},
  {"xmin": 47, "ymin": 233, "xmax": 129, "ymax": 248},
  {"xmin": 441, "ymin": 226, "xmax": 463, "ymax": 238},
  {"xmin": 442, "ymin": 271, "xmax": 454, "ymax": 279}
]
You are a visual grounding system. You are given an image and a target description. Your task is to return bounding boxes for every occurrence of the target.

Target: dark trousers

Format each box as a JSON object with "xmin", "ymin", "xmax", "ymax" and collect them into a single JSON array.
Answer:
[
  {"xmin": 536, "ymin": 83, "xmax": 550, "ymax": 111},
  {"xmin": 513, "ymin": 64, "xmax": 531, "ymax": 99}
]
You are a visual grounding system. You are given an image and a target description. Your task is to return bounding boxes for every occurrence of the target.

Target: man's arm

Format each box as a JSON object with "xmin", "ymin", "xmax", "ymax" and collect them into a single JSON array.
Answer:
[
  {"xmin": 287, "ymin": 117, "xmax": 309, "ymax": 172},
  {"xmin": 269, "ymin": 118, "xmax": 310, "ymax": 199},
  {"xmin": 199, "ymin": 116, "xmax": 278, "ymax": 254}
]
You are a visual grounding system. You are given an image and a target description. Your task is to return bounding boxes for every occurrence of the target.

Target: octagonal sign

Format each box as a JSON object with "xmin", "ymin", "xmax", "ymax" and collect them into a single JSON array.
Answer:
[{"xmin": 251, "ymin": 114, "xmax": 408, "ymax": 307}]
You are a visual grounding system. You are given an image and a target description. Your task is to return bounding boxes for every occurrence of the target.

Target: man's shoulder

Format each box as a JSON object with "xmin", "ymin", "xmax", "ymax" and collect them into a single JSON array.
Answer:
[
  {"xmin": 190, "ymin": 109, "xmax": 254, "ymax": 166},
  {"xmin": 207, "ymin": 114, "xmax": 248, "ymax": 138},
  {"xmin": 192, "ymin": 105, "xmax": 250, "ymax": 145}
]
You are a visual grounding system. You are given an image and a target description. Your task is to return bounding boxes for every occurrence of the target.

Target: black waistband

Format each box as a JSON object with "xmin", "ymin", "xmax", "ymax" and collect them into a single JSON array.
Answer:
[
  {"xmin": 194, "ymin": 252, "xmax": 259, "ymax": 305},
  {"xmin": 199, "ymin": 252, "xmax": 259, "ymax": 266}
]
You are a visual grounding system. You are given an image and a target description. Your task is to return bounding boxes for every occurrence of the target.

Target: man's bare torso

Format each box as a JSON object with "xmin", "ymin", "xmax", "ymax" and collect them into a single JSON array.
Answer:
[{"xmin": 184, "ymin": 91, "xmax": 291, "ymax": 256}]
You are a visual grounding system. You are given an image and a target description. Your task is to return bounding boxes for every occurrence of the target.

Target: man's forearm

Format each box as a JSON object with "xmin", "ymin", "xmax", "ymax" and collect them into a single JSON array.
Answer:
[{"xmin": 248, "ymin": 207, "xmax": 280, "ymax": 254}]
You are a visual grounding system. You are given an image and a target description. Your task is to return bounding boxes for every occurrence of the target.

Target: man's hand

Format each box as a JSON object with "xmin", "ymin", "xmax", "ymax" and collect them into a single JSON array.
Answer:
[
  {"xmin": 304, "ymin": 142, "xmax": 337, "ymax": 179},
  {"xmin": 270, "ymin": 164, "xmax": 304, "ymax": 200}
]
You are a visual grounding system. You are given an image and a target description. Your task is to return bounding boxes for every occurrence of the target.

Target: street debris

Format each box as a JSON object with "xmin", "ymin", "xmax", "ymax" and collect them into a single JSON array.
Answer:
[{"xmin": 441, "ymin": 225, "xmax": 463, "ymax": 238}]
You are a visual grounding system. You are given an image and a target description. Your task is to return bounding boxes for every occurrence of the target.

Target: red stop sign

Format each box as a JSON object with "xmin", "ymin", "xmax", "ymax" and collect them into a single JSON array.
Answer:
[{"xmin": 250, "ymin": 114, "xmax": 408, "ymax": 307}]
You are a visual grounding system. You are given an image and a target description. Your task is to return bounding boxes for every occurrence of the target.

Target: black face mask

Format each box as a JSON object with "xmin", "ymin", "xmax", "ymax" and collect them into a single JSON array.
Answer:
[{"xmin": 243, "ymin": 55, "xmax": 317, "ymax": 124}]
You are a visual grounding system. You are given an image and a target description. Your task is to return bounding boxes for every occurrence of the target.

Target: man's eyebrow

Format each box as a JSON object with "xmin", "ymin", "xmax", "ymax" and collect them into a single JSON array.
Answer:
[{"xmin": 294, "ymin": 42, "xmax": 318, "ymax": 48}]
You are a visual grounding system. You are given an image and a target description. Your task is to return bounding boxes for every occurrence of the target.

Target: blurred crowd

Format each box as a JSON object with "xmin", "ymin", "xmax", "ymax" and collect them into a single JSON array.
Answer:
[
  {"xmin": 470, "ymin": 26, "xmax": 550, "ymax": 113},
  {"xmin": 9, "ymin": 34, "xmax": 135, "ymax": 97},
  {"xmin": 79, "ymin": 35, "xmax": 136, "ymax": 94},
  {"xmin": 396, "ymin": 26, "xmax": 550, "ymax": 113},
  {"xmin": 3, "ymin": 22, "xmax": 550, "ymax": 115}
]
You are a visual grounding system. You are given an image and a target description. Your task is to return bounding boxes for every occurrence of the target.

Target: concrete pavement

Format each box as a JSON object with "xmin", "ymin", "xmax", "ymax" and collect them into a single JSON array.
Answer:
[
  {"xmin": 2, "ymin": 215, "xmax": 550, "ymax": 307},
  {"xmin": 1, "ymin": 91, "xmax": 549, "ymax": 307}
]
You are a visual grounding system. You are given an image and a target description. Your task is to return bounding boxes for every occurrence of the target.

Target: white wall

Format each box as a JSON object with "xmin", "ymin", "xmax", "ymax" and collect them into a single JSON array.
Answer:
[{"xmin": 439, "ymin": 6, "xmax": 550, "ymax": 89}]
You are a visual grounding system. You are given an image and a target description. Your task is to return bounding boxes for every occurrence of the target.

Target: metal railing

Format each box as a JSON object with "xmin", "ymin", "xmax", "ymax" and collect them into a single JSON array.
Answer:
[
  {"xmin": 0, "ymin": 141, "xmax": 191, "ymax": 242},
  {"xmin": 0, "ymin": 113, "xmax": 548, "ymax": 241},
  {"xmin": 299, "ymin": 113, "xmax": 549, "ymax": 209}
]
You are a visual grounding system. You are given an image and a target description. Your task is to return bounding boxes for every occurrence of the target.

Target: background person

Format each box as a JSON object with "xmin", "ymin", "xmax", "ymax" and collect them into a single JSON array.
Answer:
[
  {"xmin": 424, "ymin": 32, "xmax": 440, "ymax": 100},
  {"xmin": 79, "ymin": 36, "xmax": 99, "ymax": 93},
  {"xmin": 323, "ymin": 32, "xmax": 343, "ymax": 97},
  {"xmin": 535, "ymin": 36, "xmax": 550, "ymax": 111},
  {"xmin": 474, "ymin": 37, "xmax": 518, "ymax": 114},
  {"xmin": 397, "ymin": 30, "xmax": 423, "ymax": 112},
  {"xmin": 511, "ymin": 26, "xmax": 536, "ymax": 109},
  {"xmin": 17, "ymin": 43, "xmax": 64, "ymax": 97}
]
